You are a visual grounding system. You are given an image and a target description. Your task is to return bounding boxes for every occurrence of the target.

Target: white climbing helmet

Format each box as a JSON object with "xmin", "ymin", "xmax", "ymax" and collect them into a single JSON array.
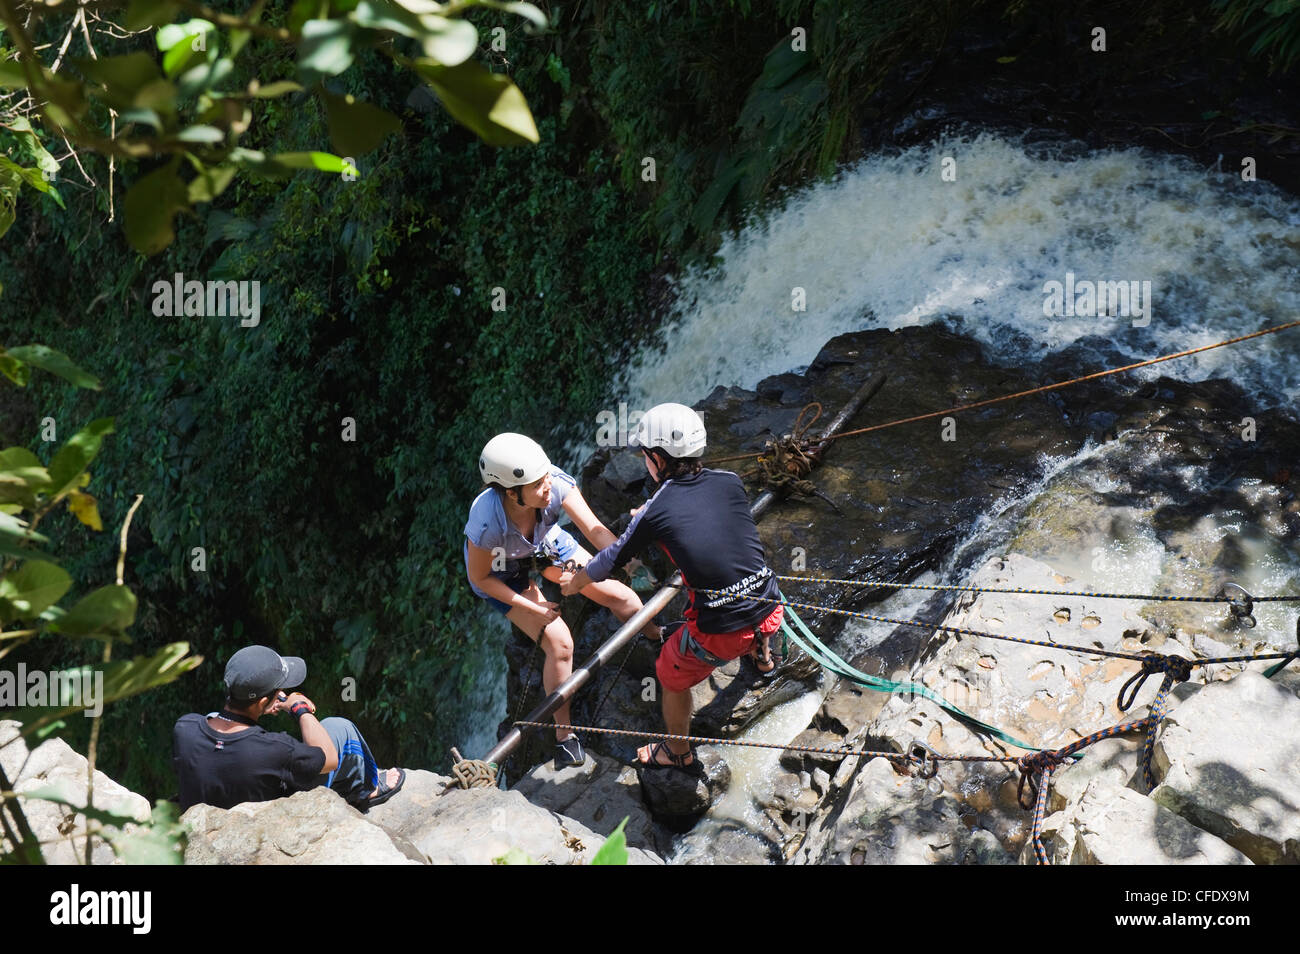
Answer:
[
  {"xmin": 630, "ymin": 403, "xmax": 707, "ymax": 458},
  {"xmin": 478, "ymin": 433, "xmax": 550, "ymax": 487}
]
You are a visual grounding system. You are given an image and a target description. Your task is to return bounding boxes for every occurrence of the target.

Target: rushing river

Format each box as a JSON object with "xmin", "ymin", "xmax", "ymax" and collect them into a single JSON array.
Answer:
[{"xmin": 625, "ymin": 133, "xmax": 1300, "ymax": 410}]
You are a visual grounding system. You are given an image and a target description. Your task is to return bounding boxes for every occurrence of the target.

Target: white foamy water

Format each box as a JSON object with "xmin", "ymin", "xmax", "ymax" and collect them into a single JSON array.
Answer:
[{"xmin": 624, "ymin": 133, "xmax": 1300, "ymax": 410}]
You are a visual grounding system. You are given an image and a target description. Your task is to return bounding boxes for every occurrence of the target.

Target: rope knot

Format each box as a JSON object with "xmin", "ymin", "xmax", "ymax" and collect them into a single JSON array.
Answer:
[
  {"xmin": 1016, "ymin": 750, "xmax": 1065, "ymax": 810},
  {"xmin": 1116, "ymin": 653, "xmax": 1195, "ymax": 712},
  {"xmin": 449, "ymin": 747, "xmax": 498, "ymax": 790}
]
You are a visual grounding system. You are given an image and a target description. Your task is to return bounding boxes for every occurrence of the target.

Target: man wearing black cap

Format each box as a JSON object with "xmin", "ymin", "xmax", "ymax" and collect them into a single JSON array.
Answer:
[{"xmin": 172, "ymin": 645, "xmax": 404, "ymax": 812}]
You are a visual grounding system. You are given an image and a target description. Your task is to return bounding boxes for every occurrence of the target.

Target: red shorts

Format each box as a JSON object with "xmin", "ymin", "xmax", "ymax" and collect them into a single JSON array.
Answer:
[{"xmin": 655, "ymin": 604, "xmax": 785, "ymax": 693}]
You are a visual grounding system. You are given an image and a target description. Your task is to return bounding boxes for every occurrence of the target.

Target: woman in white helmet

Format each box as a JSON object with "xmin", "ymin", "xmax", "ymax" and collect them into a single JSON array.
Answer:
[
  {"xmin": 464, "ymin": 432, "xmax": 660, "ymax": 768},
  {"xmin": 563, "ymin": 403, "xmax": 784, "ymax": 771}
]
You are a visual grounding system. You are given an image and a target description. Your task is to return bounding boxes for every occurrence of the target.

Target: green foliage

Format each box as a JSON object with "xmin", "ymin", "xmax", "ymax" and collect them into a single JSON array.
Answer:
[
  {"xmin": 0, "ymin": 0, "xmax": 545, "ymax": 253},
  {"xmin": 106, "ymin": 800, "xmax": 187, "ymax": 864},
  {"xmin": 589, "ymin": 817, "xmax": 629, "ymax": 865},
  {"xmin": 492, "ymin": 845, "xmax": 538, "ymax": 864},
  {"xmin": 1213, "ymin": 0, "xmax": 1300, "ymax": 71},
  {"xmin": 0, "ymin": 347, "xmax": 200, "ymax": 864}
]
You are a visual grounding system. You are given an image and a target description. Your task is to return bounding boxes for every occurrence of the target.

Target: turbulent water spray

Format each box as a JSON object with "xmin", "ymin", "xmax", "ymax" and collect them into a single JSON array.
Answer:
[{"xmin": 623, "ymin": 133, "xmax": 1300, "ymax": 410}]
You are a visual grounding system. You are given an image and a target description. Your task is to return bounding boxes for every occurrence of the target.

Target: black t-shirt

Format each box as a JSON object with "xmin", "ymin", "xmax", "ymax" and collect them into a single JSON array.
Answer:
[
  {"xmin": 585, "ymin": 468, "xmax": 780, "ymax": 633},
  {"xmin": 172, "ymin": 713, "xmax": 327, "ymax": 811}
]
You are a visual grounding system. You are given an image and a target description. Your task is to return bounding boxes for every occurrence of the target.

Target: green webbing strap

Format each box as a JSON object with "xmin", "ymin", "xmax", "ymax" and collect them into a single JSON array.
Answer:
[
  {"xmin": 1264, "ymin": 655, "xmax": 1296, "ymax": 679},
  {"xmin": 779, "ymin": 600, "xmax": 1041, "ymax": 752}
]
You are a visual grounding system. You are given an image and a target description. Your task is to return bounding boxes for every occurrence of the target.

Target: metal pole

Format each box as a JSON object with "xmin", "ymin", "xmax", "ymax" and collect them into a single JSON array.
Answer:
[
  {"xmin": 479, "ymin": 369, "xmax": 887, "ymax": 768},
  {"xmin": 481, "ymin": 577, "xmax": 680, "ymax": 767}
]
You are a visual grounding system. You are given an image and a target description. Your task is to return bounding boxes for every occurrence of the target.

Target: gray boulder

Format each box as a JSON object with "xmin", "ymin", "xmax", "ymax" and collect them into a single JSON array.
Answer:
[
  {"xmin": 182, "ymin": 788, "xmax": 424, "ymax": 865},
  {"xmin": 0, "ymin": 720, "xmax": 151, "ymax": 865},
  {"xmin": 368, "ymin": 768, "xmax": 662, "ymax": 864},
  {"xmin": 1047, "ymin": 736, "xmax": 1142, "ymax": 812},
  {"xmin": 513, "ymin": 751, "xmax": 671, "ymax": 855},
  {"xmin": 1029, "ymin": 779, "xmax": 1251, "ymax": 865},
  {"xmin": 1151, "ymin": 670, "xmax": 1300, "ymax": 864}
]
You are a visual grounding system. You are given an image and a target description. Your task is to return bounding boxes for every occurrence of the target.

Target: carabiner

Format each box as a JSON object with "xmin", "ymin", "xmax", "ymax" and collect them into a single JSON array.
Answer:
[
  {"xmin": 1217, "ymin": 582, "xmax": 1256, "ymax": 628},
  {"xmin": 907, "ymin": 740, "xmax": 939, "ymax": 779}
]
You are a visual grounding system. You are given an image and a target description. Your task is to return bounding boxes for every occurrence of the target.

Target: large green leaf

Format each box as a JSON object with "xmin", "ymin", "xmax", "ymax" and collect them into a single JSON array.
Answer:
[
  {"xmin": 49, "ymin": 585, "xmax": 137, "ymax": 637},
  {"xmin": 269, "ymin": 151, "xmax": 350, "ymax": 173},
  {"xmin": 418, "ymin": 15, "xmax": 478, "ymax": 66},
  {"xmin": 3, "ymin": 345, "xmax": 100, "ymax": 389},
  {"xmin": 124, "ymin": 159, "xmax": 189, "ymax": 255},
  {"xmin": 322, "ymin": 89, "xmax": 402, "ymax": 156},
  {"xmin": 589, "ymin": 817, "xmax": 629, "ymax": 865},
  {"xmin": 413, "ymin": 58, "xmax": 538, "ymax": 146},
  {"xmin": 0, "ymin": 60, "xmax": 26, "ymax": 89},
  {"xmin": 0, "ymin": 156, "xmax": 51, "ymax": 195},
  {"xmin": 124, "ymin": 0, "xmax": 182, "ymax": 30},
  {"xmin": 0, "ymin": 468, "xmax": 47, "ymax": 508},
  {"xmin": 298, "ymin": 19, "xmax": 356, "ymax": 79},
  {"xmin": 351, "ymin": 0, "xmax": 422, "ymax": 36},
  {"xmin": 3, "ymin": 116, "xmax": 60, "ymax": 183},
  {"xmin": 16, "ymin": 643, "xmax": 202, "ymax": 738},
  {"xmin": 74, "ymin": 53, "xmax": 164, "ymax": 110},
  {"xmin": 187, "ymin": 163, "xmax": 236, "ymax": 203},
  {"xmin": 0, "ymin": 352, "xmax": 30, "ymax": 386},
  {"xmin": 0, "ymin": 559, "xmax": 71, "ymax": 621},
  {"xmin": 48, "ymin": 417, "xmax": 115, "ymax": 495},
  {"xmin": 0, "ymin": 448, "xmax": 42, "ymax": 469},
  {"xmin": 469, "ymin": 1, "xmax": 547, "ymax": 30},
  {"xmin": 0, "ymin": 510, "xmax": 49, "ymax": 560},
  {"xmin": 157, "ymin": 19, "xmax": 215, "ymax": 53}
]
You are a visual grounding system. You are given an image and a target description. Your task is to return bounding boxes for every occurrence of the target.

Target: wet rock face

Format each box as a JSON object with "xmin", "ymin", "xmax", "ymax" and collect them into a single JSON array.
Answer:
[
  {"xmin": 796, "ymin": 757, "xmax": 1013, "ymax": 866},
  {"xmin": 588, "ymin": 325, "xmax": 1086, "ymax": 596}
]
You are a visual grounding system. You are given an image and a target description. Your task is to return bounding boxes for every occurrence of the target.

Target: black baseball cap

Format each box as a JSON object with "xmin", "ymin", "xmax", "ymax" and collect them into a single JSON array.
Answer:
[{"xmin": 224, "ymin": 645, "xmax": 307, "ymax": 701}]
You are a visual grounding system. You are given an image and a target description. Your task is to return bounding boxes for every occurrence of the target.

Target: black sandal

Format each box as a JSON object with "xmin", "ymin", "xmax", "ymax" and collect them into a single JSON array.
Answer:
[{"xmin": 638, "ymin": 740, "xmax": 701, "ymax": 774}]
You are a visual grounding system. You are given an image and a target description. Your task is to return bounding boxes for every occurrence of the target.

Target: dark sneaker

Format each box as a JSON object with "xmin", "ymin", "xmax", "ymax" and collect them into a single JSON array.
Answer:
[{"xmin": 554, "ymin": 734, "xmax": 586, "ymax": 769}]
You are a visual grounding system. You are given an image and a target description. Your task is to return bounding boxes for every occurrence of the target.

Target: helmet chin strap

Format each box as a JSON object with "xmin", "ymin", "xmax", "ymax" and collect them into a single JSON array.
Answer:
[{"xmin": 514, "ymin": 486, "xmax": 526, "ymax": 507}]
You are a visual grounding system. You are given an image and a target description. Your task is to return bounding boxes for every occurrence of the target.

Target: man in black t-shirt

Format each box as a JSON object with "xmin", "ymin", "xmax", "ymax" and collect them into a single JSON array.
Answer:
[{"xmin": 172, "ymin": 645, "xmax": 404, "ymax": 812}]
